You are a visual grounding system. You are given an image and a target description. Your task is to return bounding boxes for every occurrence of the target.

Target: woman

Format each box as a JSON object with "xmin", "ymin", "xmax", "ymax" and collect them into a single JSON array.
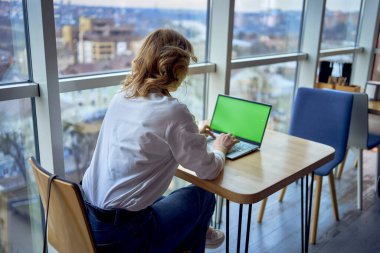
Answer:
[{"xmin": 82, "ymin": 28, "xmax": 238, "ymax": 253}]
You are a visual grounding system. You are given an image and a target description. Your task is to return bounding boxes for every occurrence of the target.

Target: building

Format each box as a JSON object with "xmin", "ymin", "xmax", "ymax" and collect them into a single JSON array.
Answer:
[{"xmin": 77, "ymin": 17, "xmax": 134, "ymax": 64}]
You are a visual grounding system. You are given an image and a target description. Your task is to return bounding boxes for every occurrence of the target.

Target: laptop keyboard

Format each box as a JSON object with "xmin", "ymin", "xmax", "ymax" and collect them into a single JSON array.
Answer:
[
  {"xmin": 228, "ymin": 142, "xmax": 256, "ymax": 154},
  {"xmin": 207, "ymin": 136, "xmax": 257, "ymax": 155}
]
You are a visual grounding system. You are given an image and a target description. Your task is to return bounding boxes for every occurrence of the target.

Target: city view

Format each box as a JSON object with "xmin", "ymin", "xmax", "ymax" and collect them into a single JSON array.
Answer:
[{"xmin": 0, "ymin": 0, "xmax": 362, "ymax": 252}]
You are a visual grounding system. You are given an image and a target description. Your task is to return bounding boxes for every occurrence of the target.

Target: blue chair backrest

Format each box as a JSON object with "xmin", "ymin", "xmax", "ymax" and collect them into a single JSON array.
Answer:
[
  {"xmin": 347, "ymin": 92, "xmax": 369, "ymax": 149},
  {"xmin": 289, "ymin": 87, "xmax": 353, "ymax": 173}
]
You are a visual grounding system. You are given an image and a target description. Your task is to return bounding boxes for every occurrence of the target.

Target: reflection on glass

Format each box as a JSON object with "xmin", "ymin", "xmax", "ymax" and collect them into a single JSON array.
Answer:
[
  {"xmin": 172, "ymin": 74, "xmax": 205, "ymax": 120},
  {"xmin": 233, "ymin": 0, "xmax": 303, "ymax": 59},
  {"xmin": 61, "ymin": 85, "xmax": 119, "ymax": 182},
  {"xmin": 61, "ymin": 75, "xmax": 205, "ymax": 182},
  {"xmin": 0, "ymin": 1, "xmax": 29, "ymax": 84},
  {"xmin": 0, "ymin": 99, "xmax": 41, "ymax": 252},
  {"xmin": 318, "ymin": 54, "xmax": 354, "ymax": 84},
  {"xmin": 371, "ymin": 54, "xmax": 380, "ymax": 81},
  {"xmin": 54, "ymin": 0, "xmax": 208, "ymax": 76},
  {"xmin": 230, "ymin": 63, "xmax": 297, "ymax": 133},
  {"xmin": 372, "ymin": 28, "xmax": 380, "ymax": 81},
  {"xmin": 321, "ymin": 0, "xmax": 361, "ymax": 50}
]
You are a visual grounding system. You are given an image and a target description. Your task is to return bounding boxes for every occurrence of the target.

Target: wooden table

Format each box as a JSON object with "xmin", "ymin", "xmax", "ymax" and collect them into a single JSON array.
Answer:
[
  {"xmin": 368, "ymin": 100, "xmax": 380, "ymax": 115},
  {"xmin": 176, "ymin": 130, "xmax": 335, "ymax": 253}
]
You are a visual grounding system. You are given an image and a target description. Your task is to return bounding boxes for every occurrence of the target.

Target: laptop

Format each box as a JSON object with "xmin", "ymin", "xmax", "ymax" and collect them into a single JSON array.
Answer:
[{"xmin": 207, "ymin": 95, "xmax": 272, "ymax": 160}]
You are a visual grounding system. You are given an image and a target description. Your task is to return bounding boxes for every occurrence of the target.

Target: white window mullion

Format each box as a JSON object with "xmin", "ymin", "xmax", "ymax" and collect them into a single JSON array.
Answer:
[
  {"xmin": 351, "ymin": 0, "xmax": 380, "ymax": 87},
  {"xmin": 319, "ymin": 47, "xmax": 364, "ymax": 58},
  {"xmin": 207, "ymin": 0, "xmax": 235, "ymax": 118},
  {"xmin": 59, "ymin": 63, "xmax": 216, "ymax": 93},
  {"xmin": 296, "ymin": 0, "xmax": 326, "ymax": 88},
  {"xmin": 231, "ymin": 53, "xmax": 308, "ymax": 69},
  {"xmin": 27, "ymin": 0, "xmax": 65, "ymax": 175}
]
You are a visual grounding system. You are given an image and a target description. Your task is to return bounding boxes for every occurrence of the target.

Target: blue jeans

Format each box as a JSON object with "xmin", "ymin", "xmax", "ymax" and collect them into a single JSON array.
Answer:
[{"xmin": 86, "ymin": 185, "xmax": 215, "ymax": 253}]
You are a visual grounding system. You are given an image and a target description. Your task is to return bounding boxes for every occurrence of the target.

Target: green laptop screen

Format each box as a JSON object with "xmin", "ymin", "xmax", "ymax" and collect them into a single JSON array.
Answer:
[{"xmin": 210, "ymin": 95, "xmax": 271, "ymax": 144}]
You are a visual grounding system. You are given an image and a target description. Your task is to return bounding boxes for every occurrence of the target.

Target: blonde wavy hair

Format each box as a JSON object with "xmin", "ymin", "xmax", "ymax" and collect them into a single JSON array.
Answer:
[{"xmin": 122, "ymin": 29, "xmax": 197, "ymax": 97}]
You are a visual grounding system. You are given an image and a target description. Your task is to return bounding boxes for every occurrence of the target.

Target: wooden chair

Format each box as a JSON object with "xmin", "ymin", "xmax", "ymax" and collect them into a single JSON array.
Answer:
[
  {"xmin": 257, "ymin": 88, "xmax": 353, "ymax": 244},
  {"xmin": 29, "ymin": 157, "xmax": 97, "ymax": 253}
]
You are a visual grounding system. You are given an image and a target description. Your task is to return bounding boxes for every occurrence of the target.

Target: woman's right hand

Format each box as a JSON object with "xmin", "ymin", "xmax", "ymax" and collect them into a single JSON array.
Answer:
[{"xmin": 212, "ymin": 133, "xmax": 240, "ymax": 154}]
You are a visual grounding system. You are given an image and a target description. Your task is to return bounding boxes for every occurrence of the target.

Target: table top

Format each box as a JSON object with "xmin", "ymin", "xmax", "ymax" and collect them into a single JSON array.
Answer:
[
  {"xmin": 368, "ymin": 100, "xmax": 380, "ymax": 115},
  {"xmin": 175, "ymin": 130, "xmax": 335, "ymax": 204}
]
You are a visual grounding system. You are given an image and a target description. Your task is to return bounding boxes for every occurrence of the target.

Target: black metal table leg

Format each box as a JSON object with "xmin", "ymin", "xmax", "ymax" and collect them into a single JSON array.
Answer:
[
  {"xmin": 222, "ymin": 173, "xmax": 315, "ymax": 253},
  {"xmin": 226, "ymin": 200, "xmax": 229, "ymax": 253},
  {"xmin": 301, "ymin": 173, "xmax": 315, "ymax": 253},
  {"xmin": 301, "ymin": 177, "xmax": 304, "ymax": 253},
  {"xmin": 306, "ymin": 173, "xmax": 314, "ymax": 253},
  {"xmin": 305, "ymin": 174, "xmax": 309, "ymax": 253},
  {"xmin": 245, "ymin": 204, "xmax": 253, "ymax": 253},
  {"xmin": 237, "ymin": 204, "xmax": 243, "ymax": 253}
]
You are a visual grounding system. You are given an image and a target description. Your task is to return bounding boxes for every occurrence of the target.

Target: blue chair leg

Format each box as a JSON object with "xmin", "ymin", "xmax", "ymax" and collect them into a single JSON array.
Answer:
[
  {"xmin": 336, "ymin": 148, "xmax": 349, "ymax": 179},
  {"xmin": 328, "ymin": 172, "xmax": 339, "ymax": 221},
  {"xmin": 257, "ymin": 197, "xmax": 268, "ymax": 223},
  {"xmin": 310, "ymin": 175, "xmax": 323, "ymax": 244}
]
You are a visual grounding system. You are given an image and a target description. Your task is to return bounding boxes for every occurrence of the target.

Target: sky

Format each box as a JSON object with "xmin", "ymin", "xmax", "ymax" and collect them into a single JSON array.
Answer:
[{"xmin": 60, "ymin": 0, "xmax": 362, "ymax": 13}]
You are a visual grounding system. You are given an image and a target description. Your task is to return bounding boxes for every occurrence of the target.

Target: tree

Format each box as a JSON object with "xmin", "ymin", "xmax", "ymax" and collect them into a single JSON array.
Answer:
[
  {"xmin": 63, "ymin": 121, "xmax": 99, "ymax": 182},
  {"xmin": 0, "ymin": 131, "xmax": 27, "ymax": 183}
]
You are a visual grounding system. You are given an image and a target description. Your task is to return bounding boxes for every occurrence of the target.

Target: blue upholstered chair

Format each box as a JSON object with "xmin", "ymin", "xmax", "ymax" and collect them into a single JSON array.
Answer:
[
  {"xmin": 291, "ymin": 87, "xmax": 353, "ymax": 243},
  {"xmin": 257, "ymin": 87, "xmax": 353, "ymax": 244},
  {"xmin": 336, "ymin": 92, "xmax": 380, "ymax": 209}
]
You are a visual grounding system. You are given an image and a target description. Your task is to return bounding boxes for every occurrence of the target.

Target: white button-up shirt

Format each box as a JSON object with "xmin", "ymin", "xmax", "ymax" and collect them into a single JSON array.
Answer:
[{"xmin": 82, "ymin": 91, "xmax": 225, "ymax": 211}]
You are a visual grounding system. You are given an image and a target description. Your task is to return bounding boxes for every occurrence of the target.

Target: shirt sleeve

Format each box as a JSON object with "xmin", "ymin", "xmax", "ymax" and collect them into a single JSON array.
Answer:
[{"xmin": 166, "ymin": 109, "xmax": 225, "ymax": 180}]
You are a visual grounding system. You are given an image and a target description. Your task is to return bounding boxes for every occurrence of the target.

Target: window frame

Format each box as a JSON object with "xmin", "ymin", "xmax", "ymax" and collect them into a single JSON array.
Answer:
[
  {"xmin": 0, "ymin": 0, "xmax": 372, "ymax": 175},
  {"xmin": 1, "ymin": 0, "xmax": 378, "ymax": 251}
]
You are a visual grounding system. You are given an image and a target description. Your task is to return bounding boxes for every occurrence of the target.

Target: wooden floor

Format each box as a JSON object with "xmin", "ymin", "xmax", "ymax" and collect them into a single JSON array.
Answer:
[{"xmin": 206, "ymin": 149, "xmax": 380, "ymax": 253}]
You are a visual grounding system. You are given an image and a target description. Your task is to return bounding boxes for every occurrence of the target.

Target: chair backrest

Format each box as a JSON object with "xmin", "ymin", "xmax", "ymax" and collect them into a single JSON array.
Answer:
[
  {"xmin": 347, "ymin": 92, "xmax": 369, "ymax": 149},
  {"xmin": 29, "ymin": 157, "xmax": 97, "ymax": 253},
  {"xmin": 290, "ymin": 87, "xmax": 353, "ymax": 170}
]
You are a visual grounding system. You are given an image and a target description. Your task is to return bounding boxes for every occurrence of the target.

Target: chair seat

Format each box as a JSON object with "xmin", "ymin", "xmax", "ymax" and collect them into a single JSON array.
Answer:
[
  {"xmin": 367, "ymin": 133, "xmax": 380, "ymax": 150},
  {"xmin": 315, "ymin": 158, "xmax": 341, "ymax": 176}
]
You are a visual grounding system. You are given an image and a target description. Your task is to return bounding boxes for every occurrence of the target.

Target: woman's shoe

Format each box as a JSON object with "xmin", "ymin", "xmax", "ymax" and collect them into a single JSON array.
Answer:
[{"xmin": 206, "ymin": 227, "xmax": 225, "ymax": 249}]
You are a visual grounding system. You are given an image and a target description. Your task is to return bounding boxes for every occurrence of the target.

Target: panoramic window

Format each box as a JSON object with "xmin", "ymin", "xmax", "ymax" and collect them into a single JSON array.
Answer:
[
  {"xmin": 0, "ymin": 0, "xmax": 29, "ymax": 84},
  {"xmin": 0, "ymin": 99, "xmax": 41, "ymax": 252},
  {"xmin": 54, "ymin": 0, "xmax": 209, "ymax": 76},
  {"xmin": 321, "ymin": 0, "xmax": 362, "ymax": 50},
  {"xmin": 61, "ymin": 75, "xmax": 205, "ymax": 180},
  {"xmin": 230, "ymin": 62, "xmax": 297, "ymax": 132},
  {"xmin": 233, "ymin": 0, "xmax": 303, "ymax": 59}
]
